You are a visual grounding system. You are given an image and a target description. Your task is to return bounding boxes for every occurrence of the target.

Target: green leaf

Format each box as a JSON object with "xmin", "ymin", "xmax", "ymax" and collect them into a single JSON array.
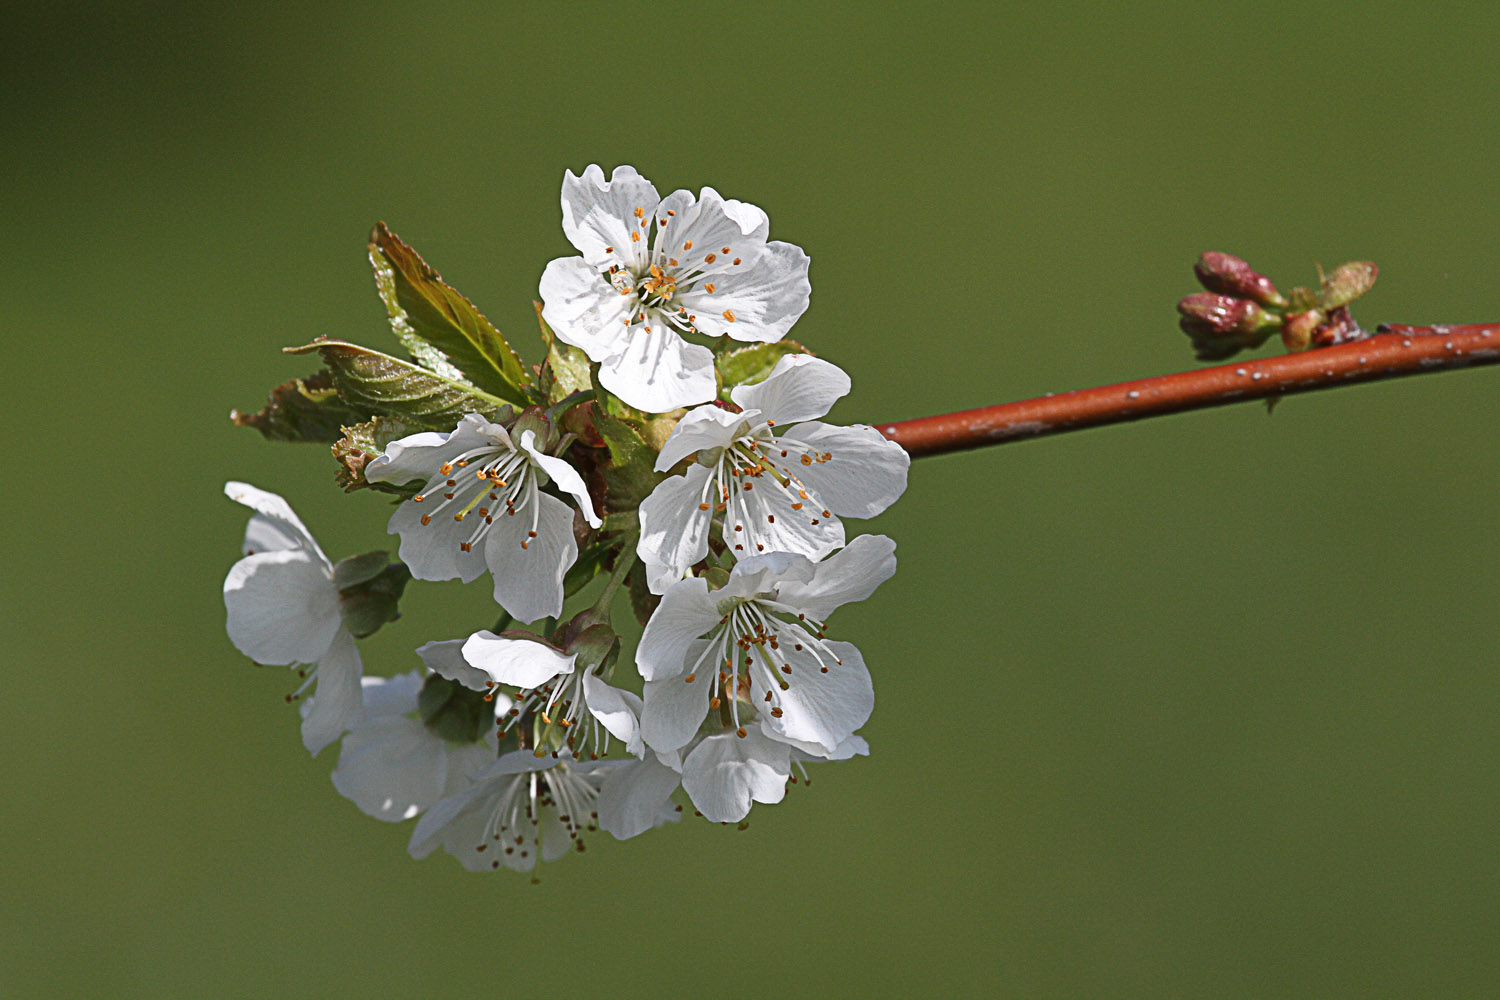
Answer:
[
  {"xmin": 563, "ymin": 541, "xmax": 617, "ymax": 598},
  {"xmin": 369, "ymin": 222, "xmax": 533, "ymax": 405},
  {"xmin": 627, "ymin": 562, "xmax": 660, "ymax": 627},
  {"xmin": 230, "ymin": 370, "xmax": 367, "ymax": 443},
  {"xmin": 594, "ymin": 406, "xmax": 663, "ymax": 513},
  {"xmin": 285, "ymin": 337, "xmax": 511, "ymax": 428},
  {"xmin": 418, "ymin": 675, "xmax": 492, "ymax": 745},
  {"xmin": 534, "ymin": 302, "xmax": 593, "ymax": 404},
  {"xmin": 715, "ymin": 340, "xmax": 808, "ymax": 399}
]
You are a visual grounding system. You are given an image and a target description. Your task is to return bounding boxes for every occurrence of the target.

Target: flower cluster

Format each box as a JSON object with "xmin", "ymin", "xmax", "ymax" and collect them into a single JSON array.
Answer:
[{"xmin": 223, "ymin": 165, "xmax": 909, "ymax": 874}]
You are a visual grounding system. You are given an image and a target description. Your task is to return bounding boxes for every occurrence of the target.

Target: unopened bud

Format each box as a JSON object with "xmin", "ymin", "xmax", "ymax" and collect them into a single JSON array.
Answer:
[
  {"xmin": 1281, "ymin": 310, "xmax": 1323, "ymax": 352},
  {"xmin": 511, "ymin": 407, "xmax": 558, "ymax": 451},
  {"xmin": 1193, "ymin": 252, "xmax": 1287, "ymax": 309},
  {"xmin": 1310, "ymin": 306, "xmax": 1363, "ymax": 348},
  {"xmin": 1319, "ymin": 261, "xmax": 1378, "ymax": 310}
]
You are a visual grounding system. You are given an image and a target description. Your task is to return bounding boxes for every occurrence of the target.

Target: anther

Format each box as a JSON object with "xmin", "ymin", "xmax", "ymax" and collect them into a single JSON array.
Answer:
[
  {"xmin": 736, "ymin": 728, "xmax": 747, "ymax": 739},
  {"xmin": 723, "ymin": 309, "xmax": 736, "ymax": 322},
  {"xmin": 684, "ymin": 240, "xmax": 693, "ymax": 250},
  {"xmin": 705, "ymin": 253, "xmax": 717, "ymax": 264}
]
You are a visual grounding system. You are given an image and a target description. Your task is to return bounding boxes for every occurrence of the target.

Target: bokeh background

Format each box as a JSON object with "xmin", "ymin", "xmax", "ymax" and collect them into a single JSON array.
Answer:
[{"xmin": 7, "ymin": 2, "xmax": 1500, "ymax": 996}]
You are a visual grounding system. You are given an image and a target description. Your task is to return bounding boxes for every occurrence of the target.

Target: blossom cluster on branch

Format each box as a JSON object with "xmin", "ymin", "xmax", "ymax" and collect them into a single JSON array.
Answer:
[{"xmin": 224, "ymin": 166, "xmax": 909, "ymax": 874}]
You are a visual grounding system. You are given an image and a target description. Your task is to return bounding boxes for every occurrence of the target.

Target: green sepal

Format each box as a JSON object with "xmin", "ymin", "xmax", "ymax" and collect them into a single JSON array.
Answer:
[
  {"xmin": 534, "ymin": 302, "xmax": 593, "ymax": 404},
  {"xmin": 594, "ymin": 406, "xmax": 664, "ymax": 512},
  {"xmin": 332, "ymin": 416, "xmax": 425, "ymax": 496},
  {"xmin": 715, "ymin": 340, "xmax": 808, "ymax": 399},
  {"xmin": 285, "ymin": 337, "xmax": 512, "ymax": 429},
  {"xmin": 418, "ymin": 675, "xmax": 492, "ymax": 745},
  {"xmin": 334, "ymin": 553, "xmax": 411, "ymax": 639},
  {"xmin": 230, "ymin": 370, "xmax": 367, "ymax": 443},
  {"xmin": 563, "ymin": 542, "xmax": 618, "ymax": 598},
  {"xmin": 369, "ymin": 223, "xmax": 533, "ymax": 405}
]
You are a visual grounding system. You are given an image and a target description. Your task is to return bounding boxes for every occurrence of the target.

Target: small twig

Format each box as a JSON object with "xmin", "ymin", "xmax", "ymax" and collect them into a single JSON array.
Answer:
[{"xmin": 878, "ymin": 324, "xmax": 1500, "ymax": 458}]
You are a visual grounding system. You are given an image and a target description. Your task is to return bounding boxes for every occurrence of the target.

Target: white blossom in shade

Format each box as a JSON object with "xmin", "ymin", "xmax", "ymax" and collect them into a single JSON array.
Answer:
[
  {"xmin": 539, "ymin": 164, "xmax": 812, "ymax": 413},
  {"xmin": 636, "ymin": 535, "xmax": 898, "ymax": 758},
  {"xmin": 788, "ymin": 734, "xmax": 869, "ymax": 788},
  {"xmin": 680, "ymin": 723, "xmax": 793, "ymax": 823},
  {"xmin": 328, "ymin": 671, "xmax": 499, "ymax": 822},
  {"xmin": 223, "ymin": 481, "xmax": 363, "ymax": 755},
  {"xmin": 409, "ymin": 750, "xmax": 617, "ymax": 872},
  {"xmin": 636, "ymin": 355, "xmax": 909, "ymax": 593},
  {"xmin": 461, "ymin": 630, "xmax": 645, "ymax": 759},
  {"xmin": 364, "ymin": 414, "xmax": 601, "ymax": 623},
  {"xmin": 596, "ymin": 751, "xmax": 685, "ymax": 840}
]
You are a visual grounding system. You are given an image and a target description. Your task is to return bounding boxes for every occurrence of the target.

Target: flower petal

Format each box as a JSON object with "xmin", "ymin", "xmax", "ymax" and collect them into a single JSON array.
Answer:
[
  {"xmin": 560, "ymin": 164, "xmax": 660, "ymax": 272},
  {"xmin": 359, "ymin": 669, "xmax": 424, "ymax": 717},
  {"xmin": 731, "ymin": 354, "xmax": 850, "ymax": 425},
  {"xmin": 331, "ymin": 713, "xmax": 448, "ymax": 821},
  {"xmin": 482, "ymin": 491, "xmax": 578, "ymax": 623},
  {"xmin": 224, "ymin": 549, "xmax": 340, "ymax": 666},
  {"xmin": 636, "ymin": 577, "xmax": 719, "ymax": 681},
  {"xmin": 722, "ymin": 476, "xmax": 844, "ymax": 563},
  {"xmin": 301, "ymin": 629, "xmax": 365, "ymax": 755},
  {"xmin": 640, "ymin": 653, "xmax": 714, "ymax": 754},
  {"xmin": 679, "ymin": 240, "xmax": 810, "ymax": 344},
  {"xmin": 416, "ymin": 639, "xmax": 491, "ymax": 692},
  {"xmin": 777, "ymin": 533, "xmax": 897, "ymax": 619},
  {"xmin": 654, "ymin": 406, "xmax": 754, "ymax": 472},
  {"xmin": 597, "ymin": 326, "xmax": 717, "ymax": 413},
  {"xmin": 681, "ymin": 727, "xmax": 791, "ymax": 823},
  {"xmin": 461, "ymin": 631, "xmax": 574, "ymax": 689},
  {"xmin": 519, "ymin": 430, "xmax": 601, "ymax": 528},
  {"xmin": 225, "ymin": 481, "xmax": 328, "ymax": 564},
  {"xmin": 754, "ymin": 637, "xmax": 872, "ymax": 755},
  {"xmin": 582, "ymin": 672, "xmax": 645, "ymax": 757},
  {"xmin": 637, "ymin": 464, "xmax": 715, "ymax": 594},
  {"xmin": 776, "ymin": 421, "xmax": 909, "ymax": 518},
  {"xmin": 386, "ymin": 494, "xmax": 488, "ymax": 584},
  {"xmin": 597, "ymin": 755, "xmax": 683, "ymax": 840},
  {"xmin": 539, "ymin": 255, "xmax": 636, "ymax": 363}
]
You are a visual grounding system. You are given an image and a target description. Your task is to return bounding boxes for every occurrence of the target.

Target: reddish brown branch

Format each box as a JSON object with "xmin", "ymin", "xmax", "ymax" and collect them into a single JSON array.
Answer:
[{"xmin": 878, "ymin": 324, "xmax": 1500, "ymax": 458}]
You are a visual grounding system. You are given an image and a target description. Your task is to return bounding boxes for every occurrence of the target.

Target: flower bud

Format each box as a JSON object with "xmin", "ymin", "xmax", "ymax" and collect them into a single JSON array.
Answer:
[
  {"xmin": 1280, "ymin": 310, "xmax": 1323, "ymax": 352},
  {"xmin": 511, "ymin": 406, "xmax": 558, "ymax": 451},
  {"xmin": 1309, "ymin": 306, "xmax": 1363, "ymax": 348},
  {"xmin": 1178, "ymin": 292, "xmax": 1279, "ymax": 359},
  {"xmin": 1193, "ymin": 252, "xmax": 1287, "ymax": 309},
  {"xmin": 1319, "ymin": 261, "xmax": 1378, "ymax": 309}
]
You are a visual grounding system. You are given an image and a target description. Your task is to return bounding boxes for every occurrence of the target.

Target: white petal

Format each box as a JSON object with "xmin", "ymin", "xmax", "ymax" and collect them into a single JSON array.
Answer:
[
  {"xmin": 409, "ymin": 773, "xmax": 535, "ymax": 872},
  {"xmin": 597, "ymin": 755, "xmax": 683, "ymax": 840},
  {"xmin": 223, "ymin": 549, "xmax": 340, "ymax": 666},
  {"xmin": 789, "ymin": 733, "xmax": 871, "ymax": 762},
  {"xmin": 731, "ymin": 354, "xmax": 850, "ymax": 424},
  {"xmin": 482, "ymin": 491, "xmax": 578, "ymax": 623},
  {"xmin": 681, "ymin": 728, "xmax": 791, "ymax": 823},
  {"xmin": 644, "ymin": 558, "xmax": 684, "ymax": 596},
  {"xmin": 301, "ymin": 630, "xmax": 365, "ymax": 755},
  {"xmin": 539, "ymin": 256, "xmax": 636, "ymax": 363},
  {"xmin": 636, "ymin": 577, "xmax": 719, "ymax": 681},
  {"xmin": 654, "ymin": 406, "xmax": 755, "ymax": 472},
  {"xmin": 416, "ymin": 639, "xmax": 491, "ymax": 692},
  {"xmin": 582, "ymin": 673, "xmax": 644, "ymax": 757},
  {"xmin": 777, "ymin": 422, "xmax": 910, "ymax": 518},
  {"xmin": 679, "ymin": 241, "xmax": 810, "ymax": 344},
  {"xmin": 723, "ymin": 549, "xmax": 818, "ymax": 597},
  {"xmin": 637, "ymin": 464, "xmax": 715, "ymax": 593},
  {"xmin": 359, "ymin": 669, "xmax": 424, "ymax": 717},
  {"xmin": 520, "ymin": 430, "xmax": 601, "ymax": 528},
  {"xmin": 366, "ymin": 414, "xmax": 510, "ymax": 485},
  {"xmin": 225, "ymin": 482, "xmax": 328, "ymax": 564},
  {"xmin": 597, "ymin": 326, "xmax": 717, "ymax": 413},
  {"xmin": 640, "ymin": 655, "xmax": 714, "ymax": 754},
  {"xmin": 386, "ymin": 495, "xmax": 488, "ymax": 584},
  {"xmin": 723, "ymin": 478, "xmax": 844, "ymax": 563},
  {"xmin": 653, "ymin": 187, "xmax": 770, "ymax": 263},
  {"xmin": 331, "ymin": 714, "xmax": 448, "ymax": 821},
  {"xmin": 461, "ymin": 630, "xmax": 575, "ymax": 689},
  {"xmin": 560, "ymin": 164, "xmax": 660, "ymax": 272},
  {"xmin": 755, "ymin": 637, "xmax": 872, "ymax": 755},
  {"xmin": 778, "ymin": 534, "xmax": 897, "ymax": 619}
]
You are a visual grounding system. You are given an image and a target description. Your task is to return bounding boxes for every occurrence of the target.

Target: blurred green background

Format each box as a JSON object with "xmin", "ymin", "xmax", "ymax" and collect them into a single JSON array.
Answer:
[{"xmin": 7, "ymin": 2, "xmax": 1500, "ymax": 996}]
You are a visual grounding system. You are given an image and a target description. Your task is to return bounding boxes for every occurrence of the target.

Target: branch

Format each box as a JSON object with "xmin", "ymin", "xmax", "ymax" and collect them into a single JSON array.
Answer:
[{"xmin": 878, "ymin": 324, "xmax": 1500, "ymax": 458}]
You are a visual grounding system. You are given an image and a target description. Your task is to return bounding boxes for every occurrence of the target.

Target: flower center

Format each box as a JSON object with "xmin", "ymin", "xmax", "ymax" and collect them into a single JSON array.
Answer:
[{"xmin": 408, "ymin": 444, "xmax": 547, "ymax": 553}]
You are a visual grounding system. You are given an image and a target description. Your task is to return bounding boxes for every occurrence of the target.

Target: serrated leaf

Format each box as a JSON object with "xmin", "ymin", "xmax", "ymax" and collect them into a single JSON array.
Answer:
[
  {"xmin": 285, "ymin": 337, "xmax": 511, "ymax": 429},
  {"xmin": 715, "ymin": 340, "xmax": 809, "ymax": 399},
  {"xmin": 369, "ymin": 222, "xmax": 533, "ymax": 405},
  {"xmin": 534, "ymin": 301, "xmax": 592, "ymax": 403},
  {"xmin": 230, "ymin": 370, "xmax": 367, "ymax": 443}
]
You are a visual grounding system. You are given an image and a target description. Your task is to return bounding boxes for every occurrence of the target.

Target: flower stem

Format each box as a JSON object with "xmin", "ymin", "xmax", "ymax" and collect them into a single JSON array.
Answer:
[
  {"xmin": 877, "ymin": 323, "xmax": 1500, "ymax": 458},
  {"xmin": 592, "ymin": 544, "xmax": 637, "ymax": 619}
]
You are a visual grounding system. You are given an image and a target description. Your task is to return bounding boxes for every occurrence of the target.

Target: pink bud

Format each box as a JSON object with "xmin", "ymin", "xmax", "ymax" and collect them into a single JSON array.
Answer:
[{"xmin": 1194, "ymin": 252, "xmax": 1288, "ymax": 309}]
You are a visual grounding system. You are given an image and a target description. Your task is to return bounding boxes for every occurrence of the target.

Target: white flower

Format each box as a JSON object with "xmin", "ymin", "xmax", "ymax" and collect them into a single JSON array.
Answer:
[
  {"xmin": 539, "ymin": 164, "xmax": 811, "ymax": 413},
  {"xmin": 637, "ymin": 355, "xmax": 909, "ymax": 593},
  {"xmin": 364, "ymin": 414, "xmax": 601, "ymax": 623},
  {"xmin": 329, "ymin": 670, "xmax": 498, "ymax": 822},
  {"xmin": 223, "ymin": 482, "xmax": 363, "ymax": 755},
  {"xmin": 461, "ymin": 630, "xmax": 646, "ymax": 759},
  {"xmin": 408, "ymin": 750, "xmax": 618, "ymax": 872},
  {"xmin": 636, "ymin": 535, "xmax": 897, "ymax": 758}
]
